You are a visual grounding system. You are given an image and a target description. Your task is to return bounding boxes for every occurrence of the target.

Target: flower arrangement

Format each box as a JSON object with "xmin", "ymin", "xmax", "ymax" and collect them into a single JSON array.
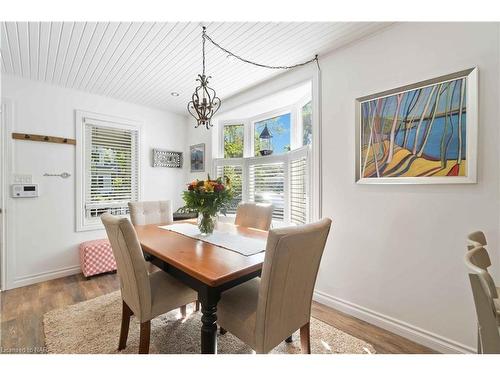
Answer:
[{"xmin": 181, "ymin": 175, "xmax": 233, "ymax": 234}]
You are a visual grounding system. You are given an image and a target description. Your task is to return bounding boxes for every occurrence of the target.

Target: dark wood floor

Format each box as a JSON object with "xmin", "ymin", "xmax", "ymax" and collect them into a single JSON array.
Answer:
[{"xmin": 0, "ymin": 272, "xmax": 435, "ymax": 354}]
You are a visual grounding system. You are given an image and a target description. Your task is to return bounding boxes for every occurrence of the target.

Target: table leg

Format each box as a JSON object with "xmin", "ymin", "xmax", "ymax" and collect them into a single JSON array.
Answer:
[{"xmin": 199, "ymin": 288, "xmax": 221, "ymax": 354}]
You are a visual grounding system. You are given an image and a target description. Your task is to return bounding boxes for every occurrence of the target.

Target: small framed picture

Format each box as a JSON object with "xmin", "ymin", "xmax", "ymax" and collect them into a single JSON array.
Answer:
[{"xmin": 190, "ymin": 143, "xmax": 205, "ymax": 172}]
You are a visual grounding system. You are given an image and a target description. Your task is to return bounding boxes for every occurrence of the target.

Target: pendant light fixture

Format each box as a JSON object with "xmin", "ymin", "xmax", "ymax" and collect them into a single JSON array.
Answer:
[
  {"xmin": 187, "ymin": 26, "xmax": 221, "ymax": 129},
  {"xmin": 187, "ymin": 26, "xmax": 320, "ymax": 130}
]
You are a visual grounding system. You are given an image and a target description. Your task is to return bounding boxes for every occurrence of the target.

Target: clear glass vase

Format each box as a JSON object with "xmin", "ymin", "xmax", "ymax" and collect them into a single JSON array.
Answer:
[{"xmin": 197, "ymin": 212, "xmax": 217, "ymax": 235}]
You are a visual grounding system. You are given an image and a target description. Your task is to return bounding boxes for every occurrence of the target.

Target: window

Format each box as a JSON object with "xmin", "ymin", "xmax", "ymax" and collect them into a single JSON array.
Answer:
[
  {"xmin": 254, "ymin": 113, "xmax": 291, "ymax": 156},
  {"xmin": 301, "ymin": 101, "xmax": 312, "ymax": 146},
  {"xmin": 76, "ymin": 111, "xmax": 140, "ymax": 231},
  {"xmin": 223, "ymin": 124, "xmax": 244, "ymax": 158},
  {"xmin": 215, "ymin": 90, "xmax": 313, "ymax": 224}
]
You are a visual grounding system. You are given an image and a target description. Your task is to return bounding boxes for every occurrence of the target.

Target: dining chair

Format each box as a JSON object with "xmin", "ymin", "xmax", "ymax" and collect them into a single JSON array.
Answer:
[
  {"xmin": 467, "ymin": 231, "xmax": 499, "ymax": 297},
  {"xmin": 128, "ymin": 200, "xmax": 198, "ymax": 315},
  {"xmin": 234, "ymin": 202, "xmax": 274, "ymax": 231},
  {"xmin": 217, "ymin": 218, "xmax": 332, "ymax": 354},
  {"xmin": 128, "ymin": 200, "xmax": 173, "ymax": 225},
  {"xmin": 465, "ymin": 246, "xmax": 500, "ymax": 353},
  {"xmin": 101, "ymin": 213, "xmax": 198, "ymax": 354}
]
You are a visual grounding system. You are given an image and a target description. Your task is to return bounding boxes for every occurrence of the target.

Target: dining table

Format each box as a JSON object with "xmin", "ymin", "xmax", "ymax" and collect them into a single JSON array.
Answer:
[{"xmin": 134, "ymin": 220, "xmax": 268, "ymax": 354}]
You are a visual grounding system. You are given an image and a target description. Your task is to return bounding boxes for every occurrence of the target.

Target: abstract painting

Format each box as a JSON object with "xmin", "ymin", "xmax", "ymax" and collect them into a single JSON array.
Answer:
[
  {"xmin": 356, "ymin": 68, "xmax": 477, "ymax": 184},
  {"xmin": 190, "ymin": 143, "xmax": 205, "ymax": 172}
]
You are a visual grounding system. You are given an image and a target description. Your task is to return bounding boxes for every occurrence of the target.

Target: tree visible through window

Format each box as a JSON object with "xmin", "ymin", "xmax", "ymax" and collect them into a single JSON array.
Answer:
[
  {"xmin": 224, "ymin": 124, "xmax": 244, "ymax": 158},
  {"xmin": 302, "ymin": 101, "xmax": 312, "ymax": 146}
]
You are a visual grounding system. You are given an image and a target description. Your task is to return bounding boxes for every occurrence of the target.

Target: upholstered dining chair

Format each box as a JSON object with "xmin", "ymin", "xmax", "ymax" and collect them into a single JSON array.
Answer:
[
  {"xmin": 101, "ymin": 213, "xmax": 197, "ymax": 354},
  {"xmin": 129, "ymin": 200, "xmax": 198, "ymax": 315},
  {"xmin": 128, "ymin": 200, "xmax": 173, "ymax": 225},
  {"xmin": 234, "ymin": 202, "xmax": 274, "ymax": 231},
  {"xmin": 467, "ymin": 231, "xmax": 500, "ymax": 298},
  {"xmin": 216, "ymin": 218, "xmax": 332, "ymax": 354},
  {"xmin": 465, "ymin": 246, "xmax": 500, "ymax": 353}
]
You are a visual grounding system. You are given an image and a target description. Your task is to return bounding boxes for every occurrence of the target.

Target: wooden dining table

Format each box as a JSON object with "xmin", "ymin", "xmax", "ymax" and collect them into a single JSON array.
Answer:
[{"xmin": 134, "ymin": 220, "xmax": 267, "ymax": 354}]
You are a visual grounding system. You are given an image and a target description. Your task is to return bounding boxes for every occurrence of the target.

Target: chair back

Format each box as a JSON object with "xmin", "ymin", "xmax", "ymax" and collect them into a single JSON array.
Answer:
[
  {"xmin": 101, "ymin": 213, "xmax": 151, "ymax": 320},
  {"xmin": 466, "ymin": 246, "xmax": 497, "ymax": 299},
  {"xmin": 255, "ymin": 218, "xmax": 332, "ymax": 352},
  {"xmin": 466, "ymin": 248, "xmax": 500, "ymax": 353},
  {"xmin": 128, "ymin": 200, "xmax": 173, "ymax": 225},
  {"xmin": 467, "ymin": 231, "xmax": 491, "ymax": 270},
  {"xmin": 235, "ymin": 202, "xmax": 273, "ymax": 231}
]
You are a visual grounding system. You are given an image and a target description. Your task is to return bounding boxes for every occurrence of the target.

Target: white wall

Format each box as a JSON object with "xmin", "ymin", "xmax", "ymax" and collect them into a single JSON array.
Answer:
[
  {"xmin": 314, "ymin": 22, "xmax": 500, "ymax": 353},
  {"xmin": 2, "ymin": 75, "xmax": 188, "ymax": 289}
]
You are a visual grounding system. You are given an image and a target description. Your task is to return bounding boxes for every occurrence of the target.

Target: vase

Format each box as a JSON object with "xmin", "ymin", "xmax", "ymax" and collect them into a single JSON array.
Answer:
[{"xmin": 197, "ymin": 212, "xmax": 217, "ymax": 235}]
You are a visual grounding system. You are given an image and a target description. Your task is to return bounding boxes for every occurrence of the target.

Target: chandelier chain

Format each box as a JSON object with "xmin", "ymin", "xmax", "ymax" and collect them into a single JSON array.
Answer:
[
  {"xmin": 203, "ymin": 31, "xmax": 319, "ymax": 70},
  {"xmin": 202, "ymin": 26, "xmax": 206, "ymax": 76}
]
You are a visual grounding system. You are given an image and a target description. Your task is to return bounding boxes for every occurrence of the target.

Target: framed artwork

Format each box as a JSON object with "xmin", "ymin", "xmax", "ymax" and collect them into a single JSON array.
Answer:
[
  {"xmin": 355, "ymin": 68, "xmax": 478, "ymax": 184},
  {"xmin": 152, "ymin": 149, "xmax": 183, "ymax": 168},
  {"xmin": 190, "ymin": 143, "xmax": 205, "ymax": 172}
]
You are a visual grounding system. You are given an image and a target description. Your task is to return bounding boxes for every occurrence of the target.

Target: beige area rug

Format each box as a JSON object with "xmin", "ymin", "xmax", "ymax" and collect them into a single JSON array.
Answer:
[{"xmin": 43, "ymin": 291, "xmax": 375, "ymax": 354}]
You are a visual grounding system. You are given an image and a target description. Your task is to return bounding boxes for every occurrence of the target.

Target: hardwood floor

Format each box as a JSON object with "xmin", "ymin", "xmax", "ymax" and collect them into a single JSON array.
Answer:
[{"xmin": 0, "ymin": 272, "xmax": 435, "ymax": 354}]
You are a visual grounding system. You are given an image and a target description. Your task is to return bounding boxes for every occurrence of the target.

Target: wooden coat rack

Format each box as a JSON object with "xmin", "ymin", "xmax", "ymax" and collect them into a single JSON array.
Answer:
[{"xmin": 12, "ymin": 133, "xmax": 76, "ymax": 145}]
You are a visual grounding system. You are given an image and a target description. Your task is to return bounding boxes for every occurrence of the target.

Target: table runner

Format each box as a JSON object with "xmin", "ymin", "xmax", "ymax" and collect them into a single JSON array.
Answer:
[{"xmin": 158, "ymin": 223, "xmax": 266, "ymax": 256}]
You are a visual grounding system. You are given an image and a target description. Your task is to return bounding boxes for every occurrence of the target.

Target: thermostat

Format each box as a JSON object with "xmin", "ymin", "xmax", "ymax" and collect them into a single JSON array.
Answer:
[{"xmin": 11, "ymin": 184, "xmax": 39, "ymax": 198}]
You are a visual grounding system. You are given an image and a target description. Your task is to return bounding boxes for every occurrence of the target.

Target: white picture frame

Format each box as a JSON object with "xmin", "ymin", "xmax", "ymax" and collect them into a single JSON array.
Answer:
[{"xmin": 355, "ymin": 68, "xmax": 478, "ymax": 184}]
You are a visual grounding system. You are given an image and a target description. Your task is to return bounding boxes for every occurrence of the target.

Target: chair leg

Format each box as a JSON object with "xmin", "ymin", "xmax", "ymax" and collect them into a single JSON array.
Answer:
[
  {"xmin": 195, "ymin": 300, "xmax": 200, "ymax": 312},
  {"xmin": 118, "ymin": 301, "xmax": 133, "ymax": 351},
  {"xmin": 220, "ymin": 327, "xmax": 227, "ymax": 335},
  {"xmin": 285, "ymin": 335, "xmax": 293, "ymax": 343},
  {"xmin": 300, "ymin": 322, "xmax": 311, "ymax": 354},
  {"xmin": 180, "ymin": 305, "xmax": 187, "ymax": 318},
  {"xmin": 139, "ymin": 321, "xmax": 151, "ymax": 354}
]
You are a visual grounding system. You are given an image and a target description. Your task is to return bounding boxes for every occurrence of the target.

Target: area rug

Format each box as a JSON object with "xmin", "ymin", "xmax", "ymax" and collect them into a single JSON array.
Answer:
[{"xmin": 43, "ymin": 291, "xmax": 375, "ymax": 354}]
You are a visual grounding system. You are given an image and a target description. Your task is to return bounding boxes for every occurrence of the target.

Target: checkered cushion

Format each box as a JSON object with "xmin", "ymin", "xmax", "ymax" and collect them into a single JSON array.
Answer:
[{"xmin": 79, "ymin": 239, "xmax": 117, "ymax": 277}]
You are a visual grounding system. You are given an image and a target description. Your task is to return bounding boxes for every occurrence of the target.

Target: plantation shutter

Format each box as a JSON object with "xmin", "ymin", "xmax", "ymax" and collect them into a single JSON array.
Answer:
[
  {"xmin": 84, "ymin": 120, "xmax": 139, "ymax": 218},
  {"xmin": 212, "ymin": 146, "xmax": 311, "ymax": 224},
  {"xmin": 289, "ymin": 147, "xmax": 309, "ymax": 225},
  {"xmin": 248, "ymin": 161, "xmax": 285, "ymax": 221},
  {"xmin": 215, "ymin": 163, "xmax": 244, "ymax": 214}
]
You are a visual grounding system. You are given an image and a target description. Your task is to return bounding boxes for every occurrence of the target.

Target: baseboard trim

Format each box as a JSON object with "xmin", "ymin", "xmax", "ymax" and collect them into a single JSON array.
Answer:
[
  {"xmin": 9, "ymin": 265, "xmax": 82, "ymax": 289},
  {"xmin": 313, "ymin": 289, "xmax": 475, "ymax": 354}
]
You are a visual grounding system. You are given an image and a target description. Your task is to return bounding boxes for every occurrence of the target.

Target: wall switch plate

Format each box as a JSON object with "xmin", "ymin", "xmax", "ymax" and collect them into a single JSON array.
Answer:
[{"xmin": 13, "ymin": 174, "xmax": 32, "ymax": 184}]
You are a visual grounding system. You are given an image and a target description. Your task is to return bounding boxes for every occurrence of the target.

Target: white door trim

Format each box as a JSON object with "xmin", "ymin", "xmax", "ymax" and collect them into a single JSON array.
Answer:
[{"xmin": 0, "ymin": 100, "xmax": 12, "ymax": 291}]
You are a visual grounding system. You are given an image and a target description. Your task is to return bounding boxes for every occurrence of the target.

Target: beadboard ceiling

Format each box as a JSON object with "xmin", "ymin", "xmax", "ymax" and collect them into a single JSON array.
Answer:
[{"xmin": 1, "ymin": 22, "xmax": 392, "ymax": 114}]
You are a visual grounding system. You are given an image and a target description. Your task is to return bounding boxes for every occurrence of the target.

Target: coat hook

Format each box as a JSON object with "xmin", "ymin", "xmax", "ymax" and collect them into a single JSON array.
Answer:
[
  {"xmin": 44, "ymin": 136, "xmax": 49, "ymax": 141},
  {"xmin": 24, "ymin": 134, "xmax": 30, "ymax": 139}
]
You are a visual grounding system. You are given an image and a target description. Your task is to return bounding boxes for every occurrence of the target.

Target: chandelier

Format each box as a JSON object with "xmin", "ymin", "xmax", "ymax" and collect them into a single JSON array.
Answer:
[
  {"xmin": 187, "ymin": 27, "xmax": 221, "ymax": 129},
  {"xmin": 187, "ymin": 26, "xmax": 320, "ymax": 130}
]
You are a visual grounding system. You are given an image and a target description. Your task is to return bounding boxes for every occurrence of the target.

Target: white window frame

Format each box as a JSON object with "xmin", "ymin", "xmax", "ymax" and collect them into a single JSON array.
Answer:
[{"xmin": 75, "ymin": 110, "xmax": 142, "ymax": 232}]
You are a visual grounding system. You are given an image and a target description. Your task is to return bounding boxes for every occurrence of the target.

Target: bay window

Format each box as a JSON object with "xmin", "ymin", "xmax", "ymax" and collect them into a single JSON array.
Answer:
[{"xmin": 214, "ymin": 99, "xmax": 312, "ymax": 225}]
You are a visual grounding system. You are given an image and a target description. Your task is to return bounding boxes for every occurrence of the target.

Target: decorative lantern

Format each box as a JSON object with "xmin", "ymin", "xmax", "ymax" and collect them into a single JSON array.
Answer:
[{"xmin": 258, "ymin": 123, "xmax": 273, "ymax": 156}]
